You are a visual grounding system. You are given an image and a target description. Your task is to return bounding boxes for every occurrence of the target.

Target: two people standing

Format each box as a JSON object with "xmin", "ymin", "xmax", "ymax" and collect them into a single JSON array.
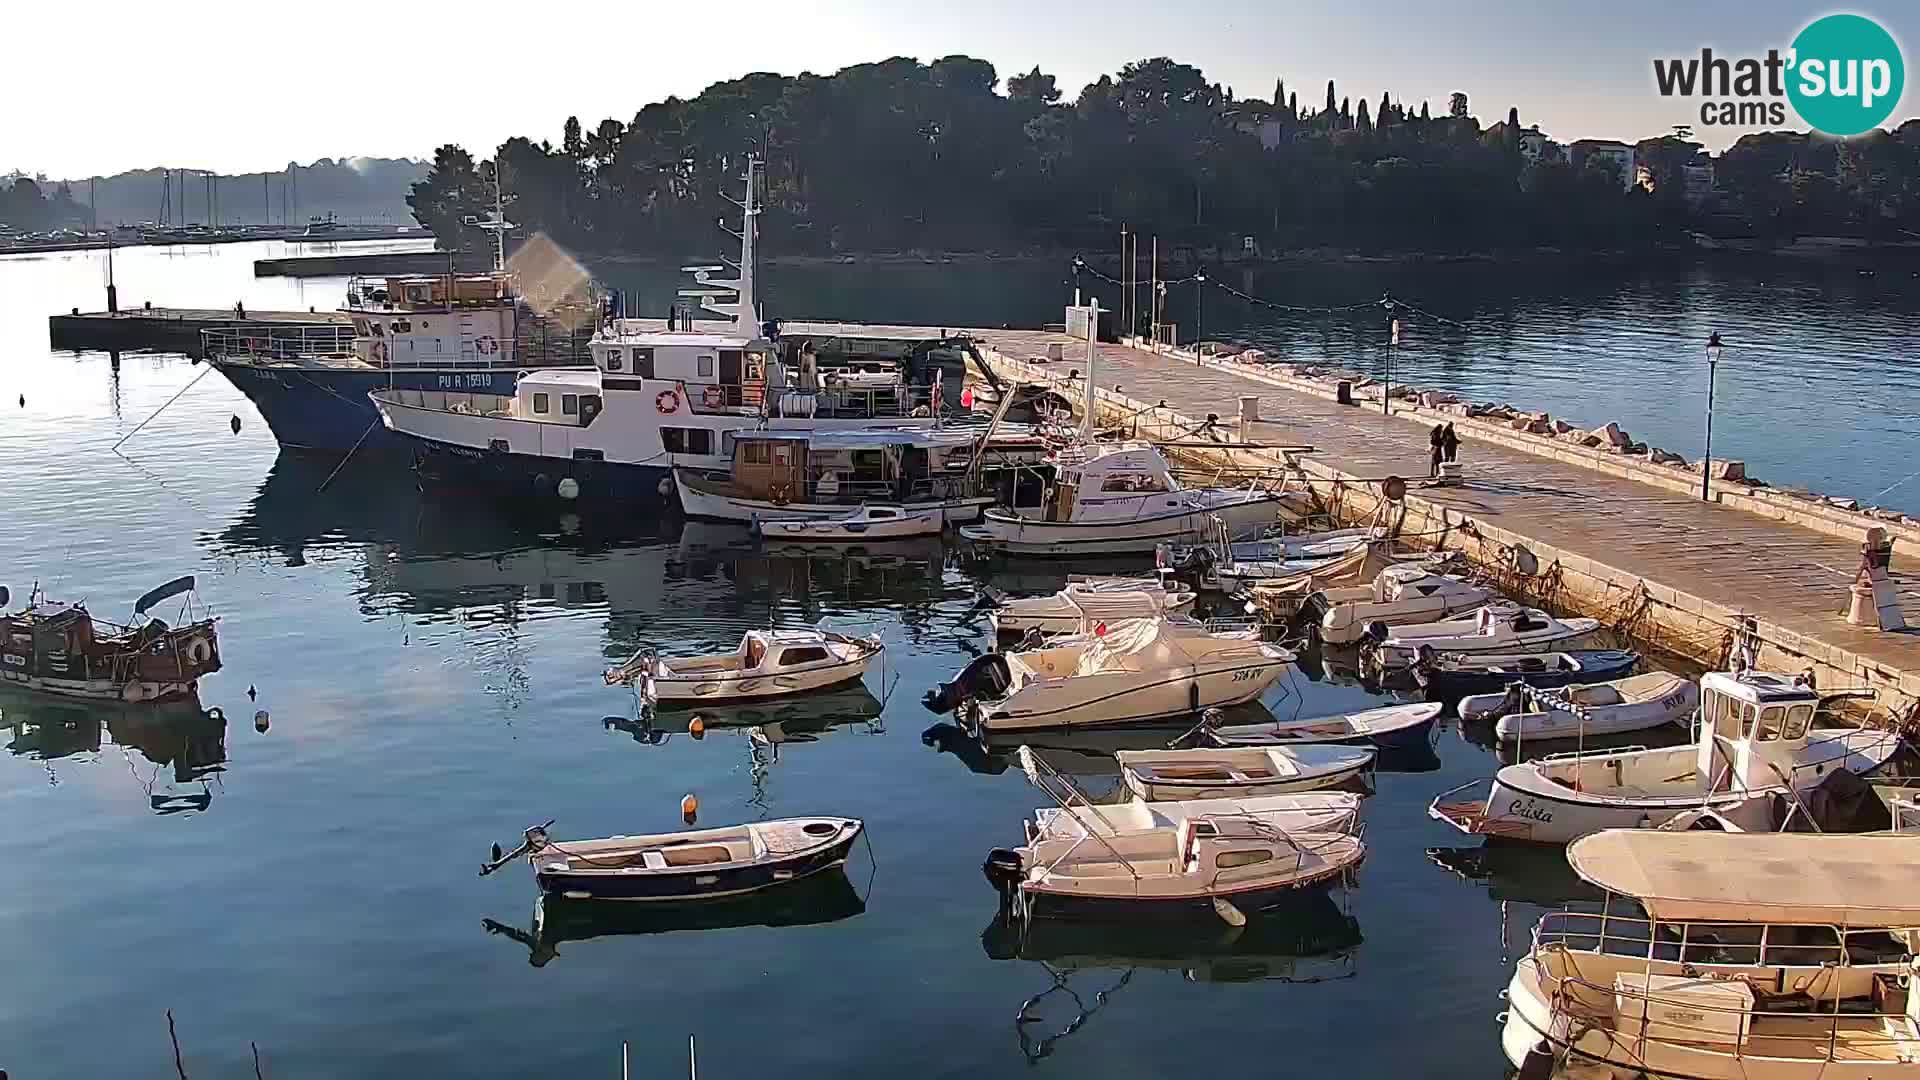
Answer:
[{"xmin": 1428, "ymin": 422, "xmax": 1459, "ymax": 477}]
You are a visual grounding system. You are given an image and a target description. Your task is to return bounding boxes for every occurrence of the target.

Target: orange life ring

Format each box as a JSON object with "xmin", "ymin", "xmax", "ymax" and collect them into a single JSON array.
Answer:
[
  {"xmin": 475, "ymin": 335, "xmax": 499, "ymax": 355},
  {"xmin": 656, "ymin": 390, "xmax": 679, "ymax": 414},
  {"xmin": 371, "ymin": 341, "xmax": 388, "ymax": 364},
  {"xmin": 702, "ymin": 385, "xmax": 725, "ymax": 409}
]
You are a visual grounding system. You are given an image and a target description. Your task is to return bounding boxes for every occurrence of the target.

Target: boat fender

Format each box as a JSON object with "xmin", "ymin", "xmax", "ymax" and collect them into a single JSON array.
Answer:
[
  {"xmin": 556, "ymin": 478, "xmax": 580, "ymax": 501},
  {"xmin": 657, "ymin": 476, "xmax": 675, "ymax": 499},
  {"xmin": 982, "ymin": 848, "xmax": 1025, "ymax": 899},
  {"xmin": 184, "ymin": 634, "xmax": 215, "ymax": 664},
  {"xmin": 681, "ymin": 793, "xmax": 698, "ymax": 825},
  {"xmin": 254, "ymin": 709, "xmax": 270, "ymax": 733}
]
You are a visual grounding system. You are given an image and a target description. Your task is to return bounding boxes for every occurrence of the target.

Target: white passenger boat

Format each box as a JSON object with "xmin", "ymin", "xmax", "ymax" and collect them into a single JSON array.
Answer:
[
  {"xmin": 751, "ymin": 503, "xmax": 944, "ymax": 541},
  {"xmin": 984, "ymin": 747, "xmax": 1366, "ymax": 923},
  {"xmin": 1457, "ymin": 670, "xmax": 1699, "ymax": 742},
  {"xmin": 1203, "ymin": 701, "xmax": 1443, "ymax": 750},
  {"xmin": 987, "ymin": 577, "xmax": 1195, "ymax": 636},
  {"xmin": 605, "ymin": 628, "xmax": 882, "ymax": 704},
  {"xmin": 959, "ymin": 441, "xmax": 1307, "ymax": 556},
  {"xmin": 1030, "ymin": 791, "xmax": 1363, "ymax": 840},
  {"xmin": 1502, "ymin": 830, "xmax": 1920, "ymax": 1080},
  {"xmin": 1115, "ymin": 744, "xmax": 1376, "ymax": 802},
  {"xmin": 1364, "ymin": 603, "xmax": 1605, "ymax": 670},
  {"xmin": 945, "ymin": 618, "xmax": 1294, "ymax": 732},
  {"xmin": 1429, "ymin": 670, "xmax": 1902, "ymax": 844},
  {"xmin": 1310, "ymin": 564, "xmax": 1497, "ymax": 645}
]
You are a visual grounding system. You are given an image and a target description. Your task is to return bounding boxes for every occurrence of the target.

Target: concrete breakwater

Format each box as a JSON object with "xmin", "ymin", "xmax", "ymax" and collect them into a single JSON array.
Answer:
[{"xmin": 969, "ymin": 328, "xmax": 1920, "ymax": 721}]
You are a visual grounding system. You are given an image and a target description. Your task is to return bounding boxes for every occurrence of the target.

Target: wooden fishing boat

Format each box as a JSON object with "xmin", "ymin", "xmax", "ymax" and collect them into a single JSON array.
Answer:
[
  {"xmin": 751, "ymin": 503, "xmax": 944, "ymax": 541},
  {"xmin": 480, "ymin": 816, "xmax": 865, "ymax": 902},
  {"xmin": 605, "ymin": 628, "xmax": 882, "ymax": 704},
  {"xmin": 1115, "ymin": 744, "xmax": 1376, "ymax": 801},
  {"xmin": 1413, "ymin": 648, "xmax": 1640, "ymax": 702},
  {"xmin": 0, "ymin": 577, "xmax": 220, "ymax": 703},
  {"xmin": 1201, "ymin": 701, "xmax": 1443, "ymax": 750},
  {"xmin": 1030, "ymin": 791, "xmax": 1363, "ymax": 840},
  {"xmin": 1458, "ymin": 670, "xmax": 1699, "ymax": 742}
]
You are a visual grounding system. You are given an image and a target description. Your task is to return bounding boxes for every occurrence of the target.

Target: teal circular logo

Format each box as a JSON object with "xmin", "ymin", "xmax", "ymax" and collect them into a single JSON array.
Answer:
[{"xmin": 1787, "ymin": 14, "xmax": 1904, "ymax": 136}]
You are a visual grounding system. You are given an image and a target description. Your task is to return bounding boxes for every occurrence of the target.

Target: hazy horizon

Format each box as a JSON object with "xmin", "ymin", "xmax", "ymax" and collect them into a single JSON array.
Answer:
[{"xmin": 9, "ymin": 0, "xmax": 1916, "ymax": 178}]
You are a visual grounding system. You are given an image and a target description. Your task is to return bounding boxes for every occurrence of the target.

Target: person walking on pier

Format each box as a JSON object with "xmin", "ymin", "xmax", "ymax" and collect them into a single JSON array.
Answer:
[
  {"xmin": 1428, "ymin": 424, "xmax": 1445, "ymax": 478},
  {"xmin": 1442, "ymin": 422, "xmax": 1460, "ymax": 465}
]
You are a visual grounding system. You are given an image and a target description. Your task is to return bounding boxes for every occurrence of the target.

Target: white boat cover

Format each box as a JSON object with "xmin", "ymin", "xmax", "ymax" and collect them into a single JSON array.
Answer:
[
  {"xmin": 1568, "ymin": 831, "xmax": 1920, "ymax": 926},
  {"xmin": 1071, "ymin": 619, "xmax": 1235, "ymax": 677}
]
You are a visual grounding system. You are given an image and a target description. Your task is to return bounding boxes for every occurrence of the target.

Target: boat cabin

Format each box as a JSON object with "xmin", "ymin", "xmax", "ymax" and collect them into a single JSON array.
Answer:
[
  {"xmin": 342, "ymin": 272, "xmax": 520, "ymax": 369},
  {"xmin": 722, "ymin": 429, "xmax": 980, "ymax": 505},
  {"xmin": 505, "ymin": 369, "xmax": 604, "ymax": 427},
  {"xmin": 1043, "ymin": 442, "xmax": 1184, "ymax": 522},
  {"xmin": 1693, "ymin": 670, "xmax": 1820, "ymax": 793},
  {"xmin": 592, "ymin": 326, "xmax": 781, "ymax": 415},
  {"xmin": 1373, "ymin": 565, "xmax": 1482, "ymax": 605}
]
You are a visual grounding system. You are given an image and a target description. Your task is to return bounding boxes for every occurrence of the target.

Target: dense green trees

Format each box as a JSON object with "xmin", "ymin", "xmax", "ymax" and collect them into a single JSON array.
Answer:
[{"xmin": 402, "ymin": 55, "xmax": 1920, "ymax": 259}]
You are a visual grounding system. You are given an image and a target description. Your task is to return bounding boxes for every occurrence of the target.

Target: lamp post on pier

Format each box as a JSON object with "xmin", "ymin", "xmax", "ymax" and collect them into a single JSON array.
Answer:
[
  {"xmin": 1701, "ymin": 331, "xmax": 1724, "ymax": 502},
  {"xmin": 1194, "ymin": 272, "xmax": 1206, "ymax": 350}
]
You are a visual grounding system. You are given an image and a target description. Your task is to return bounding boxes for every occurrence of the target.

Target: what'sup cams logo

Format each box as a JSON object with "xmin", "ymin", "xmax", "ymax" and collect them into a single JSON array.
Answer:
[{"xmin": 1654, "ymin": 13, "xmax": 1904, "ymax": 136}]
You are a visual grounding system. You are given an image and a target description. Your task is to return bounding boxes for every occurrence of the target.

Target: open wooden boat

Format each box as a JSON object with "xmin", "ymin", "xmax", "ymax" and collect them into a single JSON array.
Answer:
[
  {"xmin": 480, "ymin": 816, "xmax": 864, "ymax": 902},
  {"xmin": 752, "ymin": 503, "xmax": 945, "ymax": 541},
  {"xmin": 0, "ymin": 578, "xmax": 220, "ymax": 703},
  {"xmin": 987, "ymin": 577, "xmax": 1195, "ymax": 637},
  {"xmin": 1202, "ymin": 701, "xmax": 1442, "ymax": 750},
  {"xmin": 1413, "ymin": 648, "xmax": 1640, "ymax": 702},
  {"xmin": 606, "ymin": 628, "xmax": 882, "ymax": 704},
  {"xmin": 1030, "ymin": 791, "xmax": 1363, "ymax": 840},
  {"xmin": 1458, "ymin": 670, "xmax": 1699, "ymax": 742},
  {"xmin": 1116, "ymin": 744, "xmax": 1376, "ymax": 801}
]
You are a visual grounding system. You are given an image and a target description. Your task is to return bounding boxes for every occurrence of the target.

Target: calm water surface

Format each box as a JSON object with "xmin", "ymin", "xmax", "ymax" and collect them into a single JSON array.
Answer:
[{"xmin": 0, "ymin": 240, "xmax": 1911, "ymax": 1077}]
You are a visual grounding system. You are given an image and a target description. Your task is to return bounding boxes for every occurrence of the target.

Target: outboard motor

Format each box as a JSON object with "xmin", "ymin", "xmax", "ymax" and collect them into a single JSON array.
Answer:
[
  {"xmin": 1475, "ymin": 682, "xmax": 1529, "ymax": 723},
  {"xmin": 983, "ymin": 847, "xmax": 1026, "ymax": 908},
  {"xmin": 922, "ymin": 653, "xmax": 1013, "ymax": 714},
  {"xmin": 1360, "ymin": 620, "xmax": 1392, "ymax": 646}
]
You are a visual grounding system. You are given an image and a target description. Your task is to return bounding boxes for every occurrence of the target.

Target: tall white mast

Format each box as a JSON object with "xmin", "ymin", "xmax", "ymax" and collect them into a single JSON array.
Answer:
[
  {"xmin": 1082, "ymin": 300, "xmax": 1100, "ymax": 443},
  {"xmin": 735, "ymin": 157, "xmax": 759, "ymax": 335}
]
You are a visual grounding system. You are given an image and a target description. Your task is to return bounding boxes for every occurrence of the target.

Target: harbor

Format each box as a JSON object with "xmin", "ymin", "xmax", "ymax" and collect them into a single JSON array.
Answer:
[{"xmin": 10, "ymin": 199, "xmax": 1920, "ymax": 1079}]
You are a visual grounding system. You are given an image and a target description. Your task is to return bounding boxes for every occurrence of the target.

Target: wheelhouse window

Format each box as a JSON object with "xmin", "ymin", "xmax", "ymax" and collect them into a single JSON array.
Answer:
[
  {"xmin": 661, "ymin": 428, "xmax": 715, "ymax": 455},
  {"xmin": 742, "ymin": 442, "xmax": 770, "ymax": 465},
  {"xmin": 532, "ymin": 393, "xmax": 550, "ymax": 414},
  {"xmin": 562, "ymin": 394, "xmax": 579, "ymax": 416},
  {"xmin": 697, "ymin": 354, "xmax": 715, "ymax": 378},
  {"xmin": 777, "ymin": 646, "xmax": 829, "ymax": 665},
  {"xmin": 604, "ymin": 348, "xmax": 623, "ymax": 371},
  {"xmin": 1757, "ymin": 705, "xmax": 1785, "ymax": 741},
  {"xmin": 1783, "ymin": 703, "xmax": 1813, "ymax": 739},
  {"xmin": 1099, "ymin": 473, "xmax": 1168, "ymax": 493},
  {"xmin": 572, "ymin": 448, "xmax": 605, "ymax": 461}
]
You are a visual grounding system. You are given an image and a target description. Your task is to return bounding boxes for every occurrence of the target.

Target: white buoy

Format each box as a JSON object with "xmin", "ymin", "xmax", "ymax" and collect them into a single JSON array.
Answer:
[
  {"xmin": 557, "ymin": 477, "xmax": 580, "ymax": 500},
  {"xmin": 254, "ymin": 709, "xmax": 270, "ymax": 733},
  {"xmin": 657, "ymin": 476, "xmax": 674, "ymax": 499}
]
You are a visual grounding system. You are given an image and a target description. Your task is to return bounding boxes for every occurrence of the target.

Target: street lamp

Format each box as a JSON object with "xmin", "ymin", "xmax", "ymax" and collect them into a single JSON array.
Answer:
[
  {"xmin": 1701, "ymin": 331, "xmax": 1724, "ymax": 502},
  {"xmin": 1195, "ymin": 272, "xmax": 1206, "ymax": 349}
]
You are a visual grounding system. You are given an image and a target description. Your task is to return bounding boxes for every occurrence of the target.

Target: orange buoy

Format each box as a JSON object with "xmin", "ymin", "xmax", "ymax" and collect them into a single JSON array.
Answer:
[
  {"xmin": 681, "ymin": 793, "xmax": 698, "ymax": 825},
  {"xmin": 689, "ymin": 715, "xmax": 707, "ymax": 739}
]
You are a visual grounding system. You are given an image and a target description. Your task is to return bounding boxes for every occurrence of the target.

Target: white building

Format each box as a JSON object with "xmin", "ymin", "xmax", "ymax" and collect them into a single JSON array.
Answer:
[{"xmin": 1569, "ymin": 140, "xmax": 1638, "ymax": 191}]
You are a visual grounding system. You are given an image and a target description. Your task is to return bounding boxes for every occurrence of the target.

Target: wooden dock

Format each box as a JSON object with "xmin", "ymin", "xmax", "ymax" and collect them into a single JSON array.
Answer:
[
  {"xmin": 47, "ymin": 308, "xmax": 350, "ymax": 358},
  {"xmin": 253, "ymin": 250, "xmax": 488, "ymax": 278},
  {"xmin": 963, "ymin": 327, "xmax": 1920, "ymax": 716}
]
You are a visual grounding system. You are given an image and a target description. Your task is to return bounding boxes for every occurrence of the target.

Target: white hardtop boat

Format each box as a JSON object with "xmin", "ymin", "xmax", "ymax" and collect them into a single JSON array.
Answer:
[
  {"xmin": 960, "ymin": 440, "xmax": 1307, "ymax": 556},
  {"xmin": 987, "ymin": 576, "xmax": 1196, "ymax": 637},
  {"xmin": 1365, "ymin": 603, "xmax": 1605, "ymax": 670},
  {"xmin": 1031, "ymin": 791, "xmax": 1362, "ymax": 840},
  {"xmin": 984, "ymin": 747, "xmax": 1366, "ymax": 924},
  {"xmin": 675, "ymin": 426, "xmax": 1005, "ymax": 525},
  {"xmin": 606, "ymin": 627, "xmax": 882, "ymax": 705},
  {"xmin": 1430, "ymin": 670, "xmax": 1903, "ymax": 844},
  {"xmin": 1460, "ymin": 670, "xmax": 1699, "ymax": 742},
  {"xmin": 1203, "ymin": 701, "xmax": 1443, "ymax": 750},
  {"xmin": 750, "ymin": 503, "xmax": 944, "ymax": 541},
  {"xmin": 959, "ymin": 618, "xmax": 1294, "ymax": 732},
  {"xmin": 1311, "ymin": 564, "xmax": 1496, "ymax": 645},
  {"xmin": 1503, "ymin": 829, "xmax": 1920, "ymax": 1080},
  {"xmin": 1115, "ymin": 744, "xmax": 1377, "ymax": 802}
]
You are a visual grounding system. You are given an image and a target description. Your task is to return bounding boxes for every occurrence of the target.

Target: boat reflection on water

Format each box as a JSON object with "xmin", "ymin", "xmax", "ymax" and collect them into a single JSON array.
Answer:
[
  {"xmin": 671, "ymin": 521, "xmax": 949, "ymax": 601},
  {"xmin": 481, "ymin": 865, "xmax": 868, "ymax": 968},
  {"xmin": 605, "ymin": 684, "xmax": 886, "ymax": 747},
  {"xmin": 2, "ymin": 688, "xmax": 230, "ymax": 814},
  {"xmin": 1475, "ymin": 718, "xmax": 1694, "ymax": 765},
  {"xmin": 981, "ymin": 891, "xmax": 1363, "ymax": 1062},
  {"xmin": 1426, "ymin": 844, "xmax": 1605, "ymax": 908}
]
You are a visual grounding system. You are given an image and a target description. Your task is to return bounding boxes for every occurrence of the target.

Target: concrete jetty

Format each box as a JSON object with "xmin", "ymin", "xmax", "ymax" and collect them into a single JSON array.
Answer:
[
  {"xmin": 48, "ymin": 308, "xmax": 350, "ymax": 358},
  {"xmin": 964, "ymin": 328, "xmax": 1920, "ymax": 717}
]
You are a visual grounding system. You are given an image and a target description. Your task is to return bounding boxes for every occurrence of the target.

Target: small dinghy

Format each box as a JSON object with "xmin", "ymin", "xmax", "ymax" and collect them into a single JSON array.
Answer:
[
  {"xmin": 480, "ymin": 816, "xmax": 865, "ymax": 902},
  {"xmin": 752, "ymin": 504, "xmax": 944, "ymax": 542},
  {"xmin": 606, "ymin": 628, "xmax": 882, "ymax": 704},
  {"xmin": 1459, "ymin": 670, "xmax": 1699, "ymax": 742},
  {"xmin": 1413, "ymin": 649, "xmax": 1639, "ymax": 702},
  {"xmin": 985, "ymin": 748, "xmax": 1365, "ymax": 923},
  {"xmin": 1363, "ymin": 603, "xmax": 1604, "ymax": 671},
  {"xmin": 1032, "ymin": 791, "xmax": 1363, "ymax": 840},
  {"xmin": 1200, "ymin": 701, "xmax": 1443, "ymax": 751},
  {"xmin": 988, "ymin": 577, "xmax": 1195, "ymax": 637},
  {"xmin": 1115, "ymin": 744, "xmax": 1376, "ymax": 802},
  {"xmin": 1430, "ymin": 670, "xmax": 1902, "ymax": 844},
  {"xmin": 1308, "ymin": 565, "xmax": 1496, "ymax": 645}
]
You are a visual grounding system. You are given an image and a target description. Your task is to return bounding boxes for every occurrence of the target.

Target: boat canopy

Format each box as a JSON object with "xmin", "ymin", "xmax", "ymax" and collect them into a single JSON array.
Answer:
[
  {"xmin": 135, "ymin": 575, "xmax": 196, "ymax": 615},
  {"xmin": 1073, "ymin": 618, "xmax": 1226, "ymax": 676},
  {"xmin": 1568, "ymin": 830, "xmax": 1920, "ymax": 926}
]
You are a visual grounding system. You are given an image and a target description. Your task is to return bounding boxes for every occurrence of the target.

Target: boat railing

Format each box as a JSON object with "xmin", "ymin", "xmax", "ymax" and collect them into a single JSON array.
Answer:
[
  {"xmin": 202, "ymin": 324, "xmax": 355, "ymax": 361},
  {"xmin": 344, "ymin": 274, "xmax": 517, "ymax": 312},
  {"xmin": 1532, "ymin": 743, "xmax": 1651, "ymax": 763}
]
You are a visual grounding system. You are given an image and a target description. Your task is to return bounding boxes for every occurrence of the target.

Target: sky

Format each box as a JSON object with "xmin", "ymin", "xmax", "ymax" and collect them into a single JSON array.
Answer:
[{"xmin": 6, "ymin": 0, "xmax": 1916, "ymax": 178}]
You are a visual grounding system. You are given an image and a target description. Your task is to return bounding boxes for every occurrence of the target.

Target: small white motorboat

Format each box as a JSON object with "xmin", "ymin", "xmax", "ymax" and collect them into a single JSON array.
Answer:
[
  {"xmin": 479, "ymin": 815, "xmax": 865, "ymax": 902},
  {"xmin": 1457, "ymin": 670, "xmax": 1699, "ymax": 742},
  {"xmin": 1116, "ymin": 745, "xmax": 1376, "ymax": 802},
  {"xmin": 606, "ymin": 628, "xmax": 883, "ymax": 704},
  {"xmin": 987, "ymin": 577, "xmax": 1195, "ymax": 637},
  {"xmin": 1203, "ymin": 701, "xmax": 1443, "ymax": 750},
  {"xmin": 986, "ymin": 750, "xmax": 1365, "ymax": 923},
  {"xmin": 1309, "ymin": 564, "xmax": 1497, "ymax": 645},
  {"xmin": 1430, "ymin": 670, "xmax": 1903, "ymax": 844},
  {"xmin": 1157, "ymin": 526, "xmax": 1378, "ymax": 592},
  {"xmin": 937, "ymin": 618, "xmax": 1294, "ymax": 732},
  {"xmin": 752, "ymin": 504, "xmax": 944, "ymax": 541},
  {"xmin": 1364, "ymin": 603, "xmax": 1605, "ymax": 671},
  {"xmin": 1031, "ymin": 791, "xmax": 1363, "ymax": 840}
]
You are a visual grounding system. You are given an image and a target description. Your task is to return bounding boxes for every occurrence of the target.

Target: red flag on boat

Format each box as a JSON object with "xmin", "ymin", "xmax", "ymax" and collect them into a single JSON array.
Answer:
[
  {"xmin": 960, "ymin": 384, "xmax": 974, "ymax": 410},
  {"xmin": 1094, "ymin": 621, "xmax": 1108, "ymax": 637}
]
